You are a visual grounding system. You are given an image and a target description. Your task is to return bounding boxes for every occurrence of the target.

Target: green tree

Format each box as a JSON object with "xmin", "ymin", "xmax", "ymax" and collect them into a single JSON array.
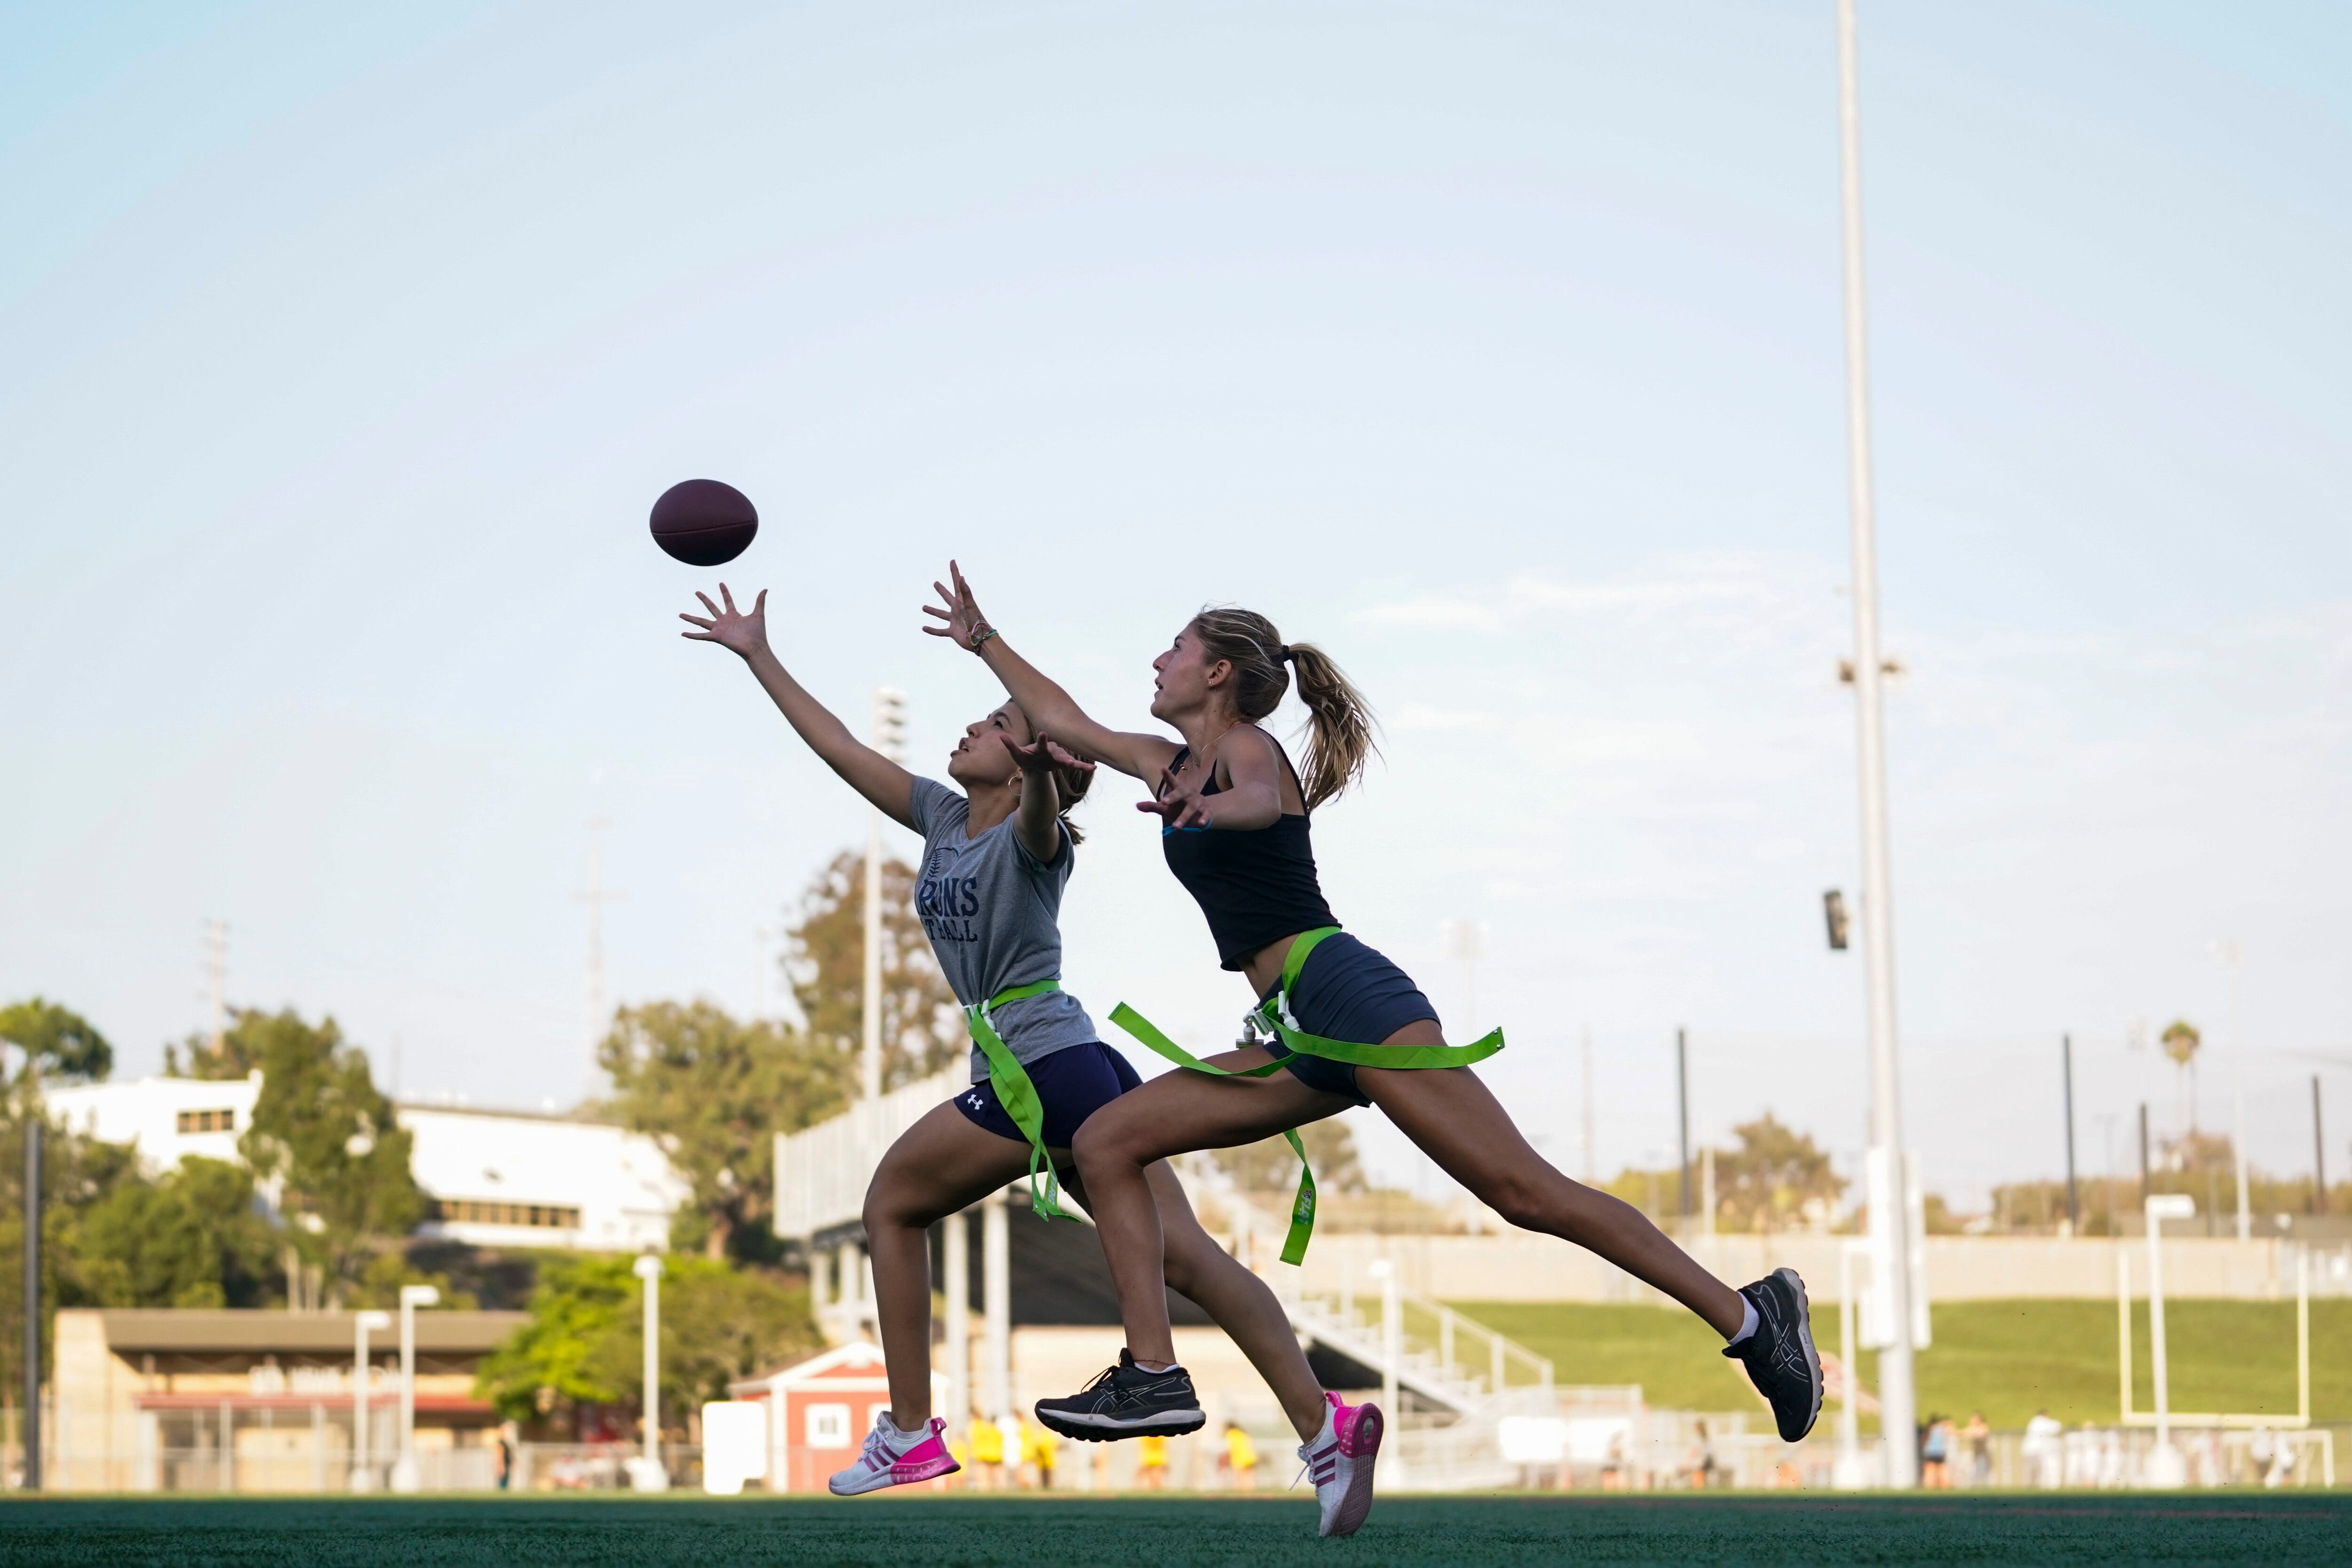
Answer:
[
  {"xmin": 0, "ymin": 1103, "xmax": 157, "ymax": 1390},
  {"xmin": 207, "ymin": 1009, "xmax": 423, "ymax": 1302},
  {"xmin": 68, "ymin": 1155, "xmax": 278, "ymax": 1308},
  {"xmin": 476, "ymin": 1253, "xmax": 819, "ymax": 1435},
  {"xmin": 787, "ymin": 850, "xmax": 960, "ymax": 1087},
  {"xmin": 598, "ymin": 1000, "xmax": 850, "ymax": 1260},
  {"xmin": 0, "ymin": 997, "xmax": 112, "ymax": 1083},
  {"xmin": 1711, "ymin": 1112, "xmax": 1845, "ymax": 1234},
  {"xmin": 1211, "ymin": 1118, "xmax": 1369, "ymax": 1195}
]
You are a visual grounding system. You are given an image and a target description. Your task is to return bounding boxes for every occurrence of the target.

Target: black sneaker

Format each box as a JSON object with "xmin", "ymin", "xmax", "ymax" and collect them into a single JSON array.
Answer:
[
  {"xmin": 1033, "ymin": 1349, "xmax": 1206, "ymax": 1442},
  {"xmin": 1721, "ymin": 1267, "xmax": 1823, "ymax": 1442}
]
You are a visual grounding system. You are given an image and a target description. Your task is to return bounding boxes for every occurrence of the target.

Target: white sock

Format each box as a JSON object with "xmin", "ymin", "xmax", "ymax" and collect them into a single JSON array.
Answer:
[
  {"xmin": 1725, "ymin": 1297, "xmax": 1760, "ymax": 1348},
  {"xmin": 1134, "ymin": 1359, "xmax": 1182, "ymax": 1375},
  {"xmin": 881, "ymin": 1410, "xmax": 928, "ymax": 1442}
]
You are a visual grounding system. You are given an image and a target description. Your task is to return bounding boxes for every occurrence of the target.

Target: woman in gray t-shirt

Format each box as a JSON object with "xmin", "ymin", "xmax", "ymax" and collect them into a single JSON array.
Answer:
[{"xmin": 682, "ymin": 582, "xmax": 1328, "ymax": 1497}]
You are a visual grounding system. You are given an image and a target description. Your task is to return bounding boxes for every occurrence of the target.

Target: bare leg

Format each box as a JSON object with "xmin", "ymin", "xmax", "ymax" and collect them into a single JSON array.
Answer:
[
  {"xmin": 862, "ymin": 1103, "xmax": 1037, "ymax": 1428},
  {"xmin": 1357, "ymin": 1031, "xmax": 1746, "ymax": 1337},
  {"xmin": 1069, "ymin": 1050, "xmax": 1355, "ymax": 1372},
  {"xmin": 1136, "ymin": 1161, "xmax": 1329, "ymax": 1441}
]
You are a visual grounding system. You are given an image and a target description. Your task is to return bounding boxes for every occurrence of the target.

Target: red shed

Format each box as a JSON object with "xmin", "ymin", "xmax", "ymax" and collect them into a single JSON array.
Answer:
[{"xmin": 729, "ymin": 1341, "xmax": 951, "ymax": 1494}]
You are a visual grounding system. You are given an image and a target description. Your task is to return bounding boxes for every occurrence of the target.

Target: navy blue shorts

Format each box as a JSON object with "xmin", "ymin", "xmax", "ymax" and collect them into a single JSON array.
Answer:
[
  {"xmin": 953, "ymin": 1039, "xmax": 1142, "ymax": 1158},
  {"xmin": 1261, "ymin": 931, "xmax": 1439, "ymax": 1107}
]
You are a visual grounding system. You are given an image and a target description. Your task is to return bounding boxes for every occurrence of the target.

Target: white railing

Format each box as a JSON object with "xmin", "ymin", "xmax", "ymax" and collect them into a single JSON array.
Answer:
[{"xmin": 773, "ymin": 1070, "xmax": 961, "ymax": 1239}]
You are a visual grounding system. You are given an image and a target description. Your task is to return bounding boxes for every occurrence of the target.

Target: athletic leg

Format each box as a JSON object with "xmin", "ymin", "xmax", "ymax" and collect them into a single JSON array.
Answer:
[
  {"xmin": 861, "ymin": 1102, "xmax": 1035, "ymax": 1426},
  {"xmin": 1067, "ymin": 1050, "xmax": 1355, "ymax": 1368},
  {"xmin": 1353, "ymin": 1029, "xmax": 1746, "ymax": 1337},
  {"xmin": 1059, "ymin": 1157, "xmax": 1328, "ymax": 1441}
]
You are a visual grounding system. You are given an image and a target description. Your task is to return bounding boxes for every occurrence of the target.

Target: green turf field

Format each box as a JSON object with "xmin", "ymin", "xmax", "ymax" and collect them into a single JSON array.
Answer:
[
  {"xmin": 1452, "ymin": 1297, "xmax": 2352, "ymax": 1430},
  {"xmin": 0, "ymin": 1494, "xmax": 2346, "ymax": 1566}
]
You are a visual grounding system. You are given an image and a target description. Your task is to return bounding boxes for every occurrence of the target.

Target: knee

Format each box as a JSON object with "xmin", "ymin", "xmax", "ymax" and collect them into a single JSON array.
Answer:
[
  {"xmin": 1070, "ymin": 1113, "xmax": 1138, "ymax": 1175},
  {"xmin": 862, "ymin": 1173, "xmax": 926, "ymax": 1236},
  {"xmin": 1483, "ymin": 1172, "xmax": 1557, "ymax": 1234}
]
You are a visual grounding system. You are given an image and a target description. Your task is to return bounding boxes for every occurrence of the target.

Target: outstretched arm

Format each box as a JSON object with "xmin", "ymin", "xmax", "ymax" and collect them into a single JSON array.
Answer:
[
  {"xmin": 681, "ymin": 584, "xmax": 916, "ymax": 828},
  {"xmin": 922, "ymin": 561, "xmax": 1179, "ymax": 783},
  {"xmin": 1006, "ymin": 734, "xmax": 1095, "ymax": 862}
]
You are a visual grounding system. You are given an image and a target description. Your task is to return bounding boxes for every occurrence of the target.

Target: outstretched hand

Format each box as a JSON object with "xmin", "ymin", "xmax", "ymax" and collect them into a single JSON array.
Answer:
[
  {"xmin": 921, "ymin": 560, "xmax": 993, "ymax": 651},
  {"xmin": 1137, "ymin": 764, "xmax": 1212, "ymax": 830},
  {"xmin": 679, "ymin": 583, "xmax": 768, "ymax": 659},
  {"xmin": 1007, "ymin": 733, "xmax": 1094, "ymax": 780}
]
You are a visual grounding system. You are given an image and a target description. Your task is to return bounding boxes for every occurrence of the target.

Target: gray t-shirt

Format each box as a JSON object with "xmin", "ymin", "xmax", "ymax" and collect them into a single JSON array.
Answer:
[{"xmin": 906, "ymin": 777, "xmax": 1101, "ymax": 1081}]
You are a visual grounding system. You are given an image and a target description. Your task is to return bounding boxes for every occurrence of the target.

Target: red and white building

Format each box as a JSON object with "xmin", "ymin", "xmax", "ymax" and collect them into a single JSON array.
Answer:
[{"xmin": 728, "ymin": 1341, "xmax": 948, "ymax": 1493}]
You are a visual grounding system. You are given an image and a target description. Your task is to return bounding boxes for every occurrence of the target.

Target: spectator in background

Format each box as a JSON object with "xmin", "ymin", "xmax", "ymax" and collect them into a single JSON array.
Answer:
[
  {"xmin": 1921, "ymin": 1414, "xmax": 1951, "ymax": 1488},
  {"xmin": 1025, "ymin": 1418, "xmax": 1059, "ymax": 1491},
  {"xmin": 2022, "ymin": 1409, "xmax": 2063, "ymax": 1489},
  {"xmin": 1962, "ymin": 1411, "xmax": 1992, "ymax": 1488},
  {"xmin": 1135, "ymin": 1433, "xmax": 1170, "ymax": 1490},
  {"xmin": 1220, "ymin": 1422, "xmax": 1259, "ymax": 1492},
  {"xmin": 968, "ymin": 1409, "xmax": 1004, "ymax": 1489}
]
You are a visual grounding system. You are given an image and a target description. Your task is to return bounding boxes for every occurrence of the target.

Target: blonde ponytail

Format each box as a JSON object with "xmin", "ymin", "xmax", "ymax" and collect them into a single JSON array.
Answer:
[{"xmin": 1187, "ymin": 607, "xmax": 1377, "ymax": 810}]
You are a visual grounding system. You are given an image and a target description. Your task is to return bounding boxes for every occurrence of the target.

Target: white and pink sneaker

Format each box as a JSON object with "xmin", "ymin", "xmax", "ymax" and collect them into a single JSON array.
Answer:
[
  {"xmin": 827, "ymin": 1412, "xmax": 961, "ymax": 1496},
  {"xmin": 1298, "ymin": 1392, "xmax": 1382, "ymax": 1537}
]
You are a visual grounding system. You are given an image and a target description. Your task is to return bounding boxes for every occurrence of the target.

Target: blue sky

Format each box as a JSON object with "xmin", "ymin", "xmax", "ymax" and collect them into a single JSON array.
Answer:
[{"xmin": 2, "ymin": 2, "xmax": 2345, "ymax": 1208}]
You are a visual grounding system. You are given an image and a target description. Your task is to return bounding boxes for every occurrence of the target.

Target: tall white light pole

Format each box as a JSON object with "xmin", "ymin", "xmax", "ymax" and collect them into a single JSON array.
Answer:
[
  {"xmin": 391, "ymin": 1285, "xmax": 438, "ymax": 1493},
  {"xmin": 2214, "ymin": 940, "xmax": 2249, "ymax": 1242},
  {"xmin": 632, "ymin": 1254, "xmax": 667, "ymax": 1489},
  {"xmin": 862, "ymin": 688, "xmax": 907, "ymax": 1101},
  {"xmin": 1834, "ymin": 0, "xmax": 1917, "ymax": 1488},
  {"xmin": 349, "ymin": 1308, "xmax": 391, "ymax": 1492}
]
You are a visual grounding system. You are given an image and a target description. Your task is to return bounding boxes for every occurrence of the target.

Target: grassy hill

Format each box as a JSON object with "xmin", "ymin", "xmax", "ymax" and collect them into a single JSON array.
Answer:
[{"xmin": 1447, "ymin": 1297, "xmax": 2352, "ymax": 1431}]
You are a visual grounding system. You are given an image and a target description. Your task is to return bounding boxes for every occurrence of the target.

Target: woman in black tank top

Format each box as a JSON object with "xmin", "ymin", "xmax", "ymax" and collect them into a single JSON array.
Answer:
[{"xmin": 928, "ymin": 565, "xmax": 1821, "ymax": 1456}]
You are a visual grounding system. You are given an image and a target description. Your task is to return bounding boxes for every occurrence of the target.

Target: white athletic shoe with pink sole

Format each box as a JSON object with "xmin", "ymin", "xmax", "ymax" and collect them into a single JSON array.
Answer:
[
  {"xmin": 828, "ymin": 1413, "xmax": 961, "ymax": 1496},
  {"xmin": 1298, "ymin": 1392, "xmax": 1382, "ymax": 1537}
]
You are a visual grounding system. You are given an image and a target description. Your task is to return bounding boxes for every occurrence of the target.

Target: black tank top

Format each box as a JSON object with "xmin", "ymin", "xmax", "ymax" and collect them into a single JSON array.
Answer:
[{"xmin": 1158, "ymin": 733, "xmax": 1339, "ymax": 970}]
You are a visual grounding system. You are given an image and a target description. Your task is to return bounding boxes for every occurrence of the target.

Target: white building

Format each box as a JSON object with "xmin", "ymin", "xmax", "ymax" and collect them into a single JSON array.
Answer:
[{"xmin": 43, "ymin": 1078, "xmax": 685, "ymax": 1253}]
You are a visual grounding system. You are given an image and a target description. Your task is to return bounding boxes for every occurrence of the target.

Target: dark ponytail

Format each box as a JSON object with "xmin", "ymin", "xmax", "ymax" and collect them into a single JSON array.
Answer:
[{"xmin": 1187, "ymin": 606, "xmax": 1377, "ymax": 810}]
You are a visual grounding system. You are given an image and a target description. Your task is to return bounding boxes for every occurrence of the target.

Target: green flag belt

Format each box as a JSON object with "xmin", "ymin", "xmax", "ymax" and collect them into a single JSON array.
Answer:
[
  {"xmin": 1110, "ymin": 926, "xmax": 1504, "ymax": 1264},
  {"xmin": 961, "ymin": 979, "xmax": 1078, "ymax": 1222}
]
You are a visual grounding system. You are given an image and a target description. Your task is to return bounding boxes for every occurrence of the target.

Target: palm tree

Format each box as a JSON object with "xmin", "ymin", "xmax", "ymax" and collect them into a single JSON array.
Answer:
[{"xmin": 2160, "ymin": 1019, "xmax": 2202, "ymax": 1133}]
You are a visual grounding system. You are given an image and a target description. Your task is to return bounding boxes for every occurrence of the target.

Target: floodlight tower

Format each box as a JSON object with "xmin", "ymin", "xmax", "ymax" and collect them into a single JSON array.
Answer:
[
  {"xmin": 863, "ymin": 688, "xmax": 908, "ymax": 1101},
  {"xmin": 1833, "ymin": 0, "xmax": 1918, "ymax": 1486}
]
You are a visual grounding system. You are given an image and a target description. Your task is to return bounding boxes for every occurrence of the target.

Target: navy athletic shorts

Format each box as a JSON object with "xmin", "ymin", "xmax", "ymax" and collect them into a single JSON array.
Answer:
[
  {"xmin": 1260, "ymin": 931, "xmax": 1439, "ymax": 1107},
  {"xmin": 953, "ymin": 1039, "xmax": 1142, "ymax": 1159}
]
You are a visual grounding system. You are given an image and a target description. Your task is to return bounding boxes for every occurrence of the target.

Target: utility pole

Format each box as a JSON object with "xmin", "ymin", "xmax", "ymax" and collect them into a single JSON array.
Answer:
[
  {"xmin": 391, "ymin": 1283, "xmax": 438, "ymax": 1492},
  {"xmin": 2214, "ymin": 940, "xmax": 2249, "ymax": 1242},
  {"xmin": 1675, "ymin": 1028, "xmax": 1692, "ymax": 1223},
  {"xmin": 1579, "ymin": 1023, "xmax": 1596, "ymax": 1185},
  {"xmin": 22, "ymin": 1122, "xmax": 40, "ymax": 1491},
  {"xmin": 200, "ymin": 918, "xmax": 229, "ymax": 1062},
  {"xmin": 1834, "ymin": 0, "xmax": 1917, "ymax": 1485},
  {"xmin": 632, "ymin": 1255, "xmax": 666, "ymax": 1488},
  {"xmin": 2061, "ymin": 1034, "xmax": 2080, "ymax": 1233},
  {"xmin": 2138, "ymin": 1103, "xmax": 2152, "ymax": 1204},
  {"xmin": 2314, "ymin": 1077, "xmax": 2328, "ymax": 1216},
  {"xmin": 1446, "ymin": 922, "xmax": 1484, "ymax": 1035},
  {"xmin": 575, "ymin": 817, "xmax": 625, "ymax": 1090},
  {"xmin": 862, "ymin": 689, "xmax": 907, "ymax": 1101}
]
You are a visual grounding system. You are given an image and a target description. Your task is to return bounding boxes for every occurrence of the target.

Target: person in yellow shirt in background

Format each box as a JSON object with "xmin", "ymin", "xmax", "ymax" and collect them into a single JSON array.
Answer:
[
  {"xmin": 968, "ymin": 1409, "xmax": 1004, "ymax": 1490},
  {"xmin": 1024, "ymin": 1418, "xmax": 1059, "ymax": 1490},
  {"xmin": 1135, "ymin": 1433, "xmax": 1169, "ymax": 1491},
  {"xmin": 1221, "ymin": 1422, "xmax": 1258, "ymax": 1492}
]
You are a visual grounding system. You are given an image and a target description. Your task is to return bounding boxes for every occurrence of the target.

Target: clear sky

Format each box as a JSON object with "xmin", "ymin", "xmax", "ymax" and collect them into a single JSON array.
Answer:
[{"xmin": 2, "ymin": 1, "xmax": 2344, "ymax": 1210}]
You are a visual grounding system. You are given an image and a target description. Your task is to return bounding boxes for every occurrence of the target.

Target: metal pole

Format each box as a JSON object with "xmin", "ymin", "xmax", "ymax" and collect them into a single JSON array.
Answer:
[
  {"xmin": 2138, "ymin": 1104, "xmax": 2151, "ymax": 1205},
  {"xmin": 1675, "ymin": 1028, "xmax": 1692, "ymax": 1223},
  {"xmin": 2314, "ymin": 1077, "xmax": 2328, "ymax": 1215},
  {"xmin": 1834, "ymin": 0, "xmax": 1915, "ymax": 1486},
  {"xmin": 632, "ymin": 1255, "xmax": 663, "ymax": 1473},
  {"xmin": 350, "ymin": 1309, "xmax": 389, "ymax": 1492},
  {"xmin": 2147, "ymin": 1205, "xmax": 2170, "ymax": 1449},
  {"xmin": 2062, "ymin": 1035, "xmax": 2080, "ymax": 1233},
  {"xmin": 2219, "ymin": 942, "xmax": 2249, "ymax": 1242},
  {"xmin": 392, "ymin": 1284, "xmax": 437, "ymax": 1492},
  {"xmin": 22, "ymin": 1122, "xmax": 39, "ymax": 1492},
  {"xmin": 982, "ymin": 1190, "xmax": 1010, "ymax": 1421},
  {"xmin": 861, "ymin": 688, "xmax": 905, "ymax": 1103},
  {"xmin": 943, "ymin": 1211, "xmax": 971, "ymax": 1428}
]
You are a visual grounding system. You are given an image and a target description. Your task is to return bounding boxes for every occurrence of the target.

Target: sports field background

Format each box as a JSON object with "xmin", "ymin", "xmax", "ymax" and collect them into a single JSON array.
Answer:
[
  {"xmin": 1, "ymin": 1495, "xmax": 2348, "ymax": 1568},
  {"xmin": 1451, "ymin": 1298, "xmax": 2352, "ymax": 1429}
]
